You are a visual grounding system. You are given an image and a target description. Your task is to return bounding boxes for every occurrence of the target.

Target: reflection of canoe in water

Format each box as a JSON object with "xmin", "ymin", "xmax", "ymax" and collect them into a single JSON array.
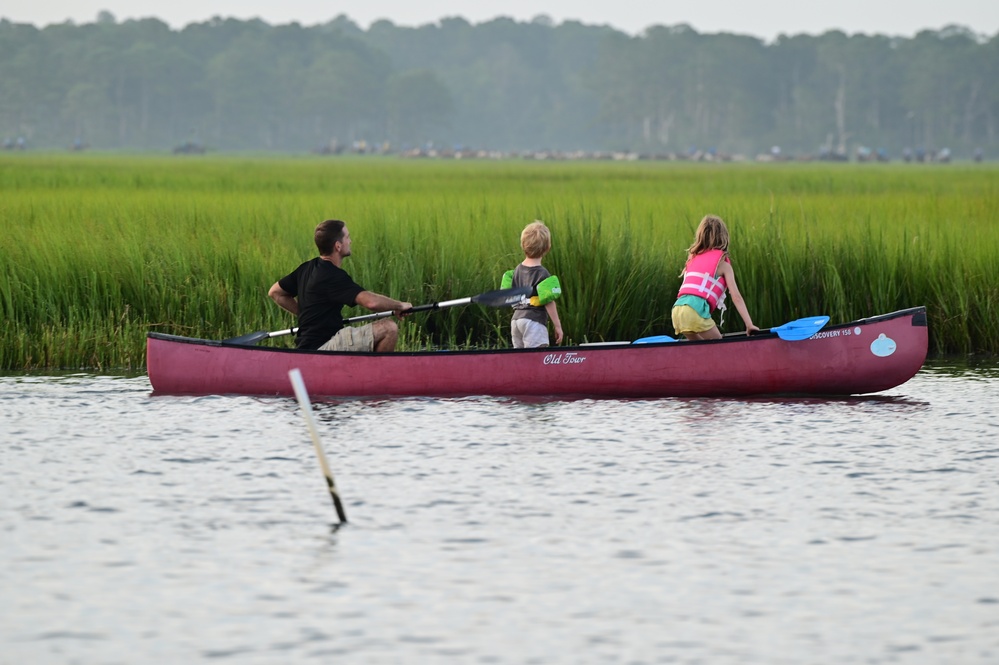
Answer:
[{"xmin": 146, "ymin": 307, "xmax": 928, "ymax": 398}]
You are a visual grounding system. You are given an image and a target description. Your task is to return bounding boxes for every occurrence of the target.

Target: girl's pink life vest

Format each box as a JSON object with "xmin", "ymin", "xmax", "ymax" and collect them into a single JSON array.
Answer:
[{"xmin": 677, "ymin": 249, "xmax": 729, "ymax": 313}]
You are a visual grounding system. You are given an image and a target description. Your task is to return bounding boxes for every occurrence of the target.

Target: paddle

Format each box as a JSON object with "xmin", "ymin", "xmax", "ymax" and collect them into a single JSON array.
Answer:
[
  {"xmin": 342, "ymin": 285, "xmax": 532, "ymax": 323},
  {"xmin": 224, "ymin": 286, "xmax": 532, "ymax": 346},
  {"xmin": 288, "ymin": 368, "xmax": 347, "ymax": 525},
  {"xmin": 633, "ymin": 335, "xmax": 678, "ymax": 344},
  {"xmin": 766, "ymin": 315, "xmax": 830, "ymax": 340},
  {"xmin": 723, "ymin": 315, "xmax": 830, "ymax": 341}
]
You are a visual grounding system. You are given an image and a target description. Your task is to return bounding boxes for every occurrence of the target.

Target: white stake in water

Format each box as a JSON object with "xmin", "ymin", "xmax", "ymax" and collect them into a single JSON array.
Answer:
[{"xmin": 288, "ymin": 368, "xmax": 347, "ymax": 524}]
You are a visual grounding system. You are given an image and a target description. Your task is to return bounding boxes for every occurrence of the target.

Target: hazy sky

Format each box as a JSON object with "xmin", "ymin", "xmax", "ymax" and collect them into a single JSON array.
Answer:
[{"xmin": 3, "ymin": 0, "xmax": 998, "ymax": 41}]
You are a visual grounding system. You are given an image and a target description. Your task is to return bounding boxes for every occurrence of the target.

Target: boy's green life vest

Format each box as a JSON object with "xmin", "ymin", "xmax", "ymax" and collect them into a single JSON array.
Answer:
[{"xmin": 501, "ymin": 270, "xmax": 561, "ymax": 306}]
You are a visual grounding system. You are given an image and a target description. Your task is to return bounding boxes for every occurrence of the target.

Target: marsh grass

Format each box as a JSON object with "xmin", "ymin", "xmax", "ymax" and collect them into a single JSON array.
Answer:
[{"xmin": 2, "ymin": 154, "xmax": 996, "ymax": 368}]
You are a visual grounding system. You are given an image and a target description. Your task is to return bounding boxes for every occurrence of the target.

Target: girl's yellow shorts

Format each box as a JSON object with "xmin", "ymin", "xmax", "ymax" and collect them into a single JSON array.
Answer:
[{"xmin": 671, "ymin": 305, "xmax": 716, "ymax": 334}]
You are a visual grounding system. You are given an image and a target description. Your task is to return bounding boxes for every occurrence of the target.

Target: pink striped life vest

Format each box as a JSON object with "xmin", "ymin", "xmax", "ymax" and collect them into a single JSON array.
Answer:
[{"xmin": 677, "ymin": 249, "xmax": 729, "ymax": 312}]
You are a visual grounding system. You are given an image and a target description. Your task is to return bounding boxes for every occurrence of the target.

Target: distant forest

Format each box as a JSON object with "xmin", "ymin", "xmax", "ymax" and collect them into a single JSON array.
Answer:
[{"xmin": 1, "ymin": 13, "xmax": 997, "ymax": 158}]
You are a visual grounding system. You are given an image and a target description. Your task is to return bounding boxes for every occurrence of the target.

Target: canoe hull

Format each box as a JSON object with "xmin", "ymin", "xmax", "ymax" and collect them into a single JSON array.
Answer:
[{"xmin": 146, "ymin": 307, "xmax": 928, "ymax": 398}]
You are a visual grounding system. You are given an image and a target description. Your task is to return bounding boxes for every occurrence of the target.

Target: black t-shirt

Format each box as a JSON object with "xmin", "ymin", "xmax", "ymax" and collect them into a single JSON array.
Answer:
[{"xmin": 278, "ymin": 258, "xmax": 365, "ymax": 350}]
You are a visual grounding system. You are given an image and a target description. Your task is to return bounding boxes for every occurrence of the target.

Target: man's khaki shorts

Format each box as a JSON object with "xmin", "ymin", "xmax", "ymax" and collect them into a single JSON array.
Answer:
[{"xmin": 319, "ymin": 324, "xmax": 375, "ymax": 352}]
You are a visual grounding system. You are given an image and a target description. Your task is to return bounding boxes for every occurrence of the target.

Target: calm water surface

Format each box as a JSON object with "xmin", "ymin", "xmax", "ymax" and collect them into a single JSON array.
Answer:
[{"xmin": 2, "ymin": 360, "xmax": 998, "ymax": 664}]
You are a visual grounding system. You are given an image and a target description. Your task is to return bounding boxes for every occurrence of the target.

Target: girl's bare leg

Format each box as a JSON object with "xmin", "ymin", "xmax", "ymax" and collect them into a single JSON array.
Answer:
[{"xmin": 683, "ymin": 326, "xmax": 721, "ymax": 341}]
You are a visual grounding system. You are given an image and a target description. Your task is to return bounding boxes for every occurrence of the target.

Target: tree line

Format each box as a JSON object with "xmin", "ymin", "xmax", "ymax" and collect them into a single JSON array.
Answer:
[{"xmin": 1, "ymin": 13, "xmax": 996, "ymax": 157}]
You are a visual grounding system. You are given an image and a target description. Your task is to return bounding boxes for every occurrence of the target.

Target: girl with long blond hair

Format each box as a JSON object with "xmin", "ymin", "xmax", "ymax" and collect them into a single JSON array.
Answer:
[{"xmin": 671, "ymin": 215, "xmax": 759, "ymax": 340}]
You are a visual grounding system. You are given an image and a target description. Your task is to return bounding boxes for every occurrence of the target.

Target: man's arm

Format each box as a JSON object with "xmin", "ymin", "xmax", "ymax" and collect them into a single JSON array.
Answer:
[
  {"xmin": 355, "ymin": 290, "xmax": 412, "ymax": 314},
  {"xmin": 268, "ymin": 281, "xmax": 299, "ymax": 316}
]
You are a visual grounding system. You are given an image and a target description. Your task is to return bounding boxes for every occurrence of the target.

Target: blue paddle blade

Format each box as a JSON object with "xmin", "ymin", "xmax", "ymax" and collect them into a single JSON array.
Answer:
[
  {"xmin": 771, "ymin": 316, "xmax": 830, "ymax": 341},
  {"xmin": 633, "ymin": 335, "xmax": 678, "ymax": 344}
]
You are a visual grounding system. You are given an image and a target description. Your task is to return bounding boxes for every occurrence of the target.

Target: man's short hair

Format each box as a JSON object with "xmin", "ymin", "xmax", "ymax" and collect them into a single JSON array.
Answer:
[{"xmin": 315, "ymin": 219, "xmax": 346, "ymax": 255}]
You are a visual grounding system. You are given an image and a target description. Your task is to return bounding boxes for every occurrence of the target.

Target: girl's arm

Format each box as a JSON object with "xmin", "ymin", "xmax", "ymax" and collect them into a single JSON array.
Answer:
[
  {"xmin": 545, "ymin": 302, "xmax": 564, "ymax": 344},
  {"xmin": 719, "ymin": 263, "xmax": 760, "ymax": 334}
]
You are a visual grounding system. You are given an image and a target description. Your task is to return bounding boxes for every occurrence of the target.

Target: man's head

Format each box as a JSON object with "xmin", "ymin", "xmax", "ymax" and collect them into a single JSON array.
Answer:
[
  {"xmin": 520, "ymin": 220, "xmax": 551, "ymax": 259},
  {"xmin": 315, "ymin": 219, "xmax": 351, "ymax": 257}
]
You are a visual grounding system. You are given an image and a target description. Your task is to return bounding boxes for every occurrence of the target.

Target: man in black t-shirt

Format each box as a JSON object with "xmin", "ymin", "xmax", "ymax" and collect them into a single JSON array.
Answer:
[{"xmin": 268, "ymin": 219, "xmax": 412, "ymax": 352}]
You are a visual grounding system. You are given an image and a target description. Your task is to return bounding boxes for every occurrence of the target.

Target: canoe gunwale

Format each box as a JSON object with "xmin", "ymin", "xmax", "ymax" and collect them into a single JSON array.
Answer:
[{"xmin": 146, "ymin": 306, "xmax": 928, "ymax": 358}]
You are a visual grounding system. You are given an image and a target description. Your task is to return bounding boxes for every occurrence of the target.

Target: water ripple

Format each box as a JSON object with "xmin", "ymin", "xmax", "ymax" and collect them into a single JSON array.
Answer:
[{"xmin": 1, "ymin": 363, "xmax": 998, "ymax": 663}]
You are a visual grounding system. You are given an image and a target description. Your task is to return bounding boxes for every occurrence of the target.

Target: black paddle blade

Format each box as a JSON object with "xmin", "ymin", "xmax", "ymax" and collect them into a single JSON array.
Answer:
[
  {"xmin": 222, "ymin": 330, "xmax": 271, "ymax": 345},
  {"xmin": 472, "ymin": 286, "xmax": 532, "ymax": 307}
]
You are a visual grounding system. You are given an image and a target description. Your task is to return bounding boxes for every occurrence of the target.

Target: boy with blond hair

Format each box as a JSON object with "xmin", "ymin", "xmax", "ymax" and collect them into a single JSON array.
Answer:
[{"xmin": 503, "ymin": 221, "xmax": 564, "ymax": 348}]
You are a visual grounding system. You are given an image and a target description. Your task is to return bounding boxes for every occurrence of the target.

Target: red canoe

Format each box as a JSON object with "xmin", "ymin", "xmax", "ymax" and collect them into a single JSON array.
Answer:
[{"xmin": 146, "ymin": 307, "xmax": 927, "ymax": 398}]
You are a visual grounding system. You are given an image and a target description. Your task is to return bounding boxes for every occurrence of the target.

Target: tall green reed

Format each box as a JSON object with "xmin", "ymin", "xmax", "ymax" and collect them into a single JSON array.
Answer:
[{"xmin": 1, "ymin": 154, "xmax": 996, "ymax": 368}]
